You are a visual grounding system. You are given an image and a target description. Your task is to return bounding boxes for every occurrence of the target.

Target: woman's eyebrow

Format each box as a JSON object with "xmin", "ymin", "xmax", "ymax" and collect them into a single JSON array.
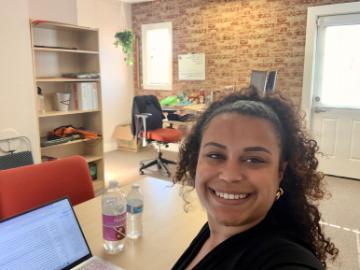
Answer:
[
  {"xmin": 243, "ymin": 146, "xmax": 271, "ymax": 154},
  {"xmin": 203, "ymin": 143, "xmax": 272, "ymax": 154},
  {"xmin": 203, "ymin": 142, "xmax": 226, "ymax": 149}
]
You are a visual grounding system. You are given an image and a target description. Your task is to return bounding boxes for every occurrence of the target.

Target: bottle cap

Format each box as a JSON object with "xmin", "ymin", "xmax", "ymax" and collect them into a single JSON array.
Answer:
[
  {"xmin": 108, "ymin": 180, "xmax": 119, "ymax": 188},
  {"xmin": 132, "ymin": 183, "xmax": 140, "ymax": 189}
]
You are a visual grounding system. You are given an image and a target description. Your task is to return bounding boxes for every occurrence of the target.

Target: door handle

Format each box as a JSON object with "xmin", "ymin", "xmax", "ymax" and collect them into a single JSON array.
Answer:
[{"xmin": 313, "ymin": 107, "xmax": 328, "ymax": 113}]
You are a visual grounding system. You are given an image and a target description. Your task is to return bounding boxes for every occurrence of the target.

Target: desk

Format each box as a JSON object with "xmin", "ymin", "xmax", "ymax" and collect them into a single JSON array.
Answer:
[
  {"xmin": 74, "ymin": 177, "xmax": 206, "ymax": 270},
  {"xmin": 164, "ymin": 119, "xmax": 194, "ymax": 128},
  {"xmin": 181, "ymin": 103, "xmax": 206, "ymax": 113},
  {"xmin": 162, "ymin": 103, "xmax": 207, "ymax": 114},
  {"xmin": 162, "ymin": 104, "xmax": 206, "ymax": 132}
]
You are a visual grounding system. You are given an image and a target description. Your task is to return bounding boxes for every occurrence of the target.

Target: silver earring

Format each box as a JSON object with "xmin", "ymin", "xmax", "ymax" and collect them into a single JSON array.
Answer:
[{"xmin": 275, "ymin": 187, "xmax": 284, "ymax": 201}]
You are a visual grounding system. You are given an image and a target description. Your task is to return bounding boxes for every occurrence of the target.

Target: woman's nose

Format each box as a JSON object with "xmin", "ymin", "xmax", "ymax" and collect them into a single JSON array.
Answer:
[{"xmin": 218, "ymin": 159, "xmax": 244, "ymax": 182}]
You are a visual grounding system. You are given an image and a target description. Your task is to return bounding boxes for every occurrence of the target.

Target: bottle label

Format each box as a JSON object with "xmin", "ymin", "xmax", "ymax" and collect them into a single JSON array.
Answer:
[
  {"xmin": 127, "ymin": 204, "xmax": 143, "ymax": 214},
  {"xmin": 127, "ymin": 199, "xmax": 143, "ymax": 214},
  {"xmin": 102, "ymin": 212, "xmax": 126, "ymax": 241}
]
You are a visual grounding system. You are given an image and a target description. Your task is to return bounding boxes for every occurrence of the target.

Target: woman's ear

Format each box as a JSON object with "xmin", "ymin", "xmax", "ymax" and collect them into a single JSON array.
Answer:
[{"xmin": 278, "ymin": 161, "xmax": 288, "ymax": 182}]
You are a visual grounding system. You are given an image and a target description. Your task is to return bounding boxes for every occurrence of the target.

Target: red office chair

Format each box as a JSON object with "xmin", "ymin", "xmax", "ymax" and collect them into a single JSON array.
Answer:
[
  {"xmin": 131, "ymin": 95, "xmax": 182, "ymax": 176},
  {"xmin": 0, "ymin": 155, "xmax": 95, "ymax": 219}
]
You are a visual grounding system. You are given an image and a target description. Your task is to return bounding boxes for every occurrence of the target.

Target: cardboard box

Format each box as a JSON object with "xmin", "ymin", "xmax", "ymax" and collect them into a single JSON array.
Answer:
[{"xmin": 113, "ymin": 124, "xmax": 139, "ymax": 152}]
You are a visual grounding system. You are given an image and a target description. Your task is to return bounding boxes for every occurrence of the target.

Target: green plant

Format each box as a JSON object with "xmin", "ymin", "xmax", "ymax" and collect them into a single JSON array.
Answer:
[{"xmin": 114, "ymin": 30, "xmax": 135, "ymax": 66}]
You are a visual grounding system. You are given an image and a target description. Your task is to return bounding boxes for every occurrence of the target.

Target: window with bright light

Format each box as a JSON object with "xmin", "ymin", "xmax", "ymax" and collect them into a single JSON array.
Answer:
[
  {"xmin": 141, "ymin": 22, "xmax": 172, "ymax": 90},
  {"xmin": 316, "ymin": 14, "xmax": 360, "ymax": 108}
]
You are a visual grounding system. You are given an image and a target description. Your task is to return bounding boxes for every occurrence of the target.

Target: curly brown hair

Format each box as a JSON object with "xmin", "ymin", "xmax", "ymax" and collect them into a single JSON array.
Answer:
[{"xmin": 174, "ymin": 87, "xmax": 338, "ymax": 268}]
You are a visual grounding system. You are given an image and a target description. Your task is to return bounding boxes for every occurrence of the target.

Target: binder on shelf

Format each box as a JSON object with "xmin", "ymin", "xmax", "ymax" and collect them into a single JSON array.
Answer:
[
  {"xmin": 78, "ymin": 82, "xmax": 98, "ymax": 110},
  {"xmin": 66, "ymin": 83, "xmax": 78, "ymax": 110},
  {"xmin": 66, "ymin": 82, "xmax": 98, "ymax": 111}
]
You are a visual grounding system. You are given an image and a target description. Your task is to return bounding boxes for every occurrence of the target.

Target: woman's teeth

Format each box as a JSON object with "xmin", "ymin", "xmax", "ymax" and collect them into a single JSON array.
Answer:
[{"xmin": 215, "ymin": 191, "xmax": 249, "ymax": 200}]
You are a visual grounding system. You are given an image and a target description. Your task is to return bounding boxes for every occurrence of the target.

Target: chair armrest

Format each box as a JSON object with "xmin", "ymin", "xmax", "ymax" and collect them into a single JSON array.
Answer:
[{"xmin": 135, "ymin": 113, "xmax": 152, "ymax": 146}]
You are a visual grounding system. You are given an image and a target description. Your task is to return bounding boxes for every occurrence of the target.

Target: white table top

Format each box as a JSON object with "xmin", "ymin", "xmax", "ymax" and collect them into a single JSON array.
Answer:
[{"xmin": 74, "ymin": 177, "xmax": 206, "ymax": 270}]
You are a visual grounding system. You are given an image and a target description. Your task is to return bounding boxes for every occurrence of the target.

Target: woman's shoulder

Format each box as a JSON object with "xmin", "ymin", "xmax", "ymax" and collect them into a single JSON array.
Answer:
[{"xmin": 239, "ymin": 235, "xmax": 324, "ymax": 270}]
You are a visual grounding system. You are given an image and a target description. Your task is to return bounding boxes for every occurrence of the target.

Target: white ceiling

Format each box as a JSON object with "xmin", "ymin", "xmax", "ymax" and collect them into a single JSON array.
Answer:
[{"xmin": 117, "ymin": 0, "xmax": 155, "ymax": 3}]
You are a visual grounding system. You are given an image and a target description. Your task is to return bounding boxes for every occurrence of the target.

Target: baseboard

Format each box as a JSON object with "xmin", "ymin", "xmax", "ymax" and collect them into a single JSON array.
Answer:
[{"xmin": 104, "ymin": 141, "xmax": 117, "ymax": 153}]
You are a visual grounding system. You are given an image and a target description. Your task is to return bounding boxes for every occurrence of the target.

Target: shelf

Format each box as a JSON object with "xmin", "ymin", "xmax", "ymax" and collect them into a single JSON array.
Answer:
[
  {"xmin": 31, "ymin": 20, "xmax": 98, "ymax": 32},
  {"xmin": 39, "ymin": 109, "xmax": 100, "ymax": 118},
  {"xmin": 83, "ymin": 155, "xmax": 103, "ymax": 163},
  {"xmin": 34, "ymin": 47, "xmax": 99, "ymax": 54},
  {"xmin": 41, "ymin": 137, "xmax": 101, "ymax": 150},
  {"xmin": 36, "ymin": 77, "xmax": 100, "ymax": 82}
]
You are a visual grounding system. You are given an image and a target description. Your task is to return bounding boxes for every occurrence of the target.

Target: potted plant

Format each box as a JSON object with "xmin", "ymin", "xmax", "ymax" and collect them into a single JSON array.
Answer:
[{"xmin": 114, "ymin": 30, "xmax": 135, "ymax": 66}]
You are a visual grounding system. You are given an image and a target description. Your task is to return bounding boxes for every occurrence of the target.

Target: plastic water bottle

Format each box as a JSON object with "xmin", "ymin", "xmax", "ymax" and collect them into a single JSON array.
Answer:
[
  {"xmin": 126, "ymin": 184, "xmax": 143, "ymax": 239},
  {"xmin": 102, "ymin": 180, "xmax": 127, "ymax": 253}
]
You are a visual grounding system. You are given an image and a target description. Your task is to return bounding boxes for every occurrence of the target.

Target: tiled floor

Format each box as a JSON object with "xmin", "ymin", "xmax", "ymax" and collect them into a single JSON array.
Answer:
[
  {"xmin": 319, "ymin": 176, "xmax": 360, "ymax": 269},
  {"xmin": 104, "ymin": 148, "xmax": 360, "ymax": 269}
]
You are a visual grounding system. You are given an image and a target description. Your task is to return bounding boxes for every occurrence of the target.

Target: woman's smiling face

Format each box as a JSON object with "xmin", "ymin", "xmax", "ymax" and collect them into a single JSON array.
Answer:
[{"xmin": 195, "ymin": 112, "xmax": 286, "ymax": 231}]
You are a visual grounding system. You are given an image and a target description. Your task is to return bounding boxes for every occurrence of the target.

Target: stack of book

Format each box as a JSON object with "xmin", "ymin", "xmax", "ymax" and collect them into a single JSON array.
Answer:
[{"xmin": 66, "ymin": 83, "xmax": 99, "ymax": 111}]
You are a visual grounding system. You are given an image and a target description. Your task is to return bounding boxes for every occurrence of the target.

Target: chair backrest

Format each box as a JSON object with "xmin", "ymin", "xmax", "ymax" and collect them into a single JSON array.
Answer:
[
  {"xmin": 0, "ymin": 155, "xmax": 95, "ymax": 220},
  {"xmin": 131, "ymin": 95, "xmax": 164, "ymax": 136},
  {"xmin": 250, "ymin": 70, "xmax": 277, "ymax": 96}
]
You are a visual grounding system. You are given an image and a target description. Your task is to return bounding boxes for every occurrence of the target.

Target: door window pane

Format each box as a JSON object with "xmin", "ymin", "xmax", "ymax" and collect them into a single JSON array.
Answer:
[{"xmin": 317, "ymin": 23, "xmax": 360, "ymax": 108}]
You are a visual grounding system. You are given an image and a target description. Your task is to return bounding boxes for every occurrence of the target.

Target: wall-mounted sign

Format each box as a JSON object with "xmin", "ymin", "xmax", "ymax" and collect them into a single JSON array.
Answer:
[{"xmin": 178, "ymin": 53, "xmax": 205, "ymax": 81}]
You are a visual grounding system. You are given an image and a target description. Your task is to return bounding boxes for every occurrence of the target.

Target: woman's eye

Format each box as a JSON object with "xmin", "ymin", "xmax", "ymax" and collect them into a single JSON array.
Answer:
[
  {"xmin": 243, "ymin": 157, "xmax": 265, "ymax": 164},
  {"xmin": 206, "ymin": 153, "xmax": 224, "ymax": 160}
]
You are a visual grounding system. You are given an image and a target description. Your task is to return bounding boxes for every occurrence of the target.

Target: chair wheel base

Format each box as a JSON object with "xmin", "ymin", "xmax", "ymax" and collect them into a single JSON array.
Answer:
[{"xmin": 138, "ymin": 155, "xmax": 176, "ymax": 177}]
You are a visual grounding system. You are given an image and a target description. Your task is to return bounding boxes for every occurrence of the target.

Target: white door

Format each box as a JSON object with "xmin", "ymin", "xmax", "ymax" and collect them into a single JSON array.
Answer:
[{"xmin": 311, "ymin": 14, "xmax": 360, "ymax": 179}]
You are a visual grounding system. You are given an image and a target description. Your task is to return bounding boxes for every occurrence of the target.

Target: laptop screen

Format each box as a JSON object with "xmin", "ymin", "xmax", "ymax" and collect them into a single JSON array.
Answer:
[{"xmin": 0, "ymin": 198, "xmax": 92, "ymax": 270}]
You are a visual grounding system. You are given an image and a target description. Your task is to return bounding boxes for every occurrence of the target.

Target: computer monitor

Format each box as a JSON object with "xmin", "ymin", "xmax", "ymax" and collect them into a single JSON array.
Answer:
[
  {"xmin": 265, "ymin": 70, "xmax": 277, "ymax": 92},
  {"xmin": 250, "ymin": 70, "xmax": 277, "ymax": 95}
]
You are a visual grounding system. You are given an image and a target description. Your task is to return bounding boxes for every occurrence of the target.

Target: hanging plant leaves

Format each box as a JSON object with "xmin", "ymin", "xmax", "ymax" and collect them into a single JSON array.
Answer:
[{"xmin": 114, "ymin": 30, "xmax": 135, "ymax": 66}]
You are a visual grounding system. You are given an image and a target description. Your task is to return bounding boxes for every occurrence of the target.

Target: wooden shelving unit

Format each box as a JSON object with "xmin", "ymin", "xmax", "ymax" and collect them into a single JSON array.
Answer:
[
  {"xmin": 38, "ymin": 109, "xmax": 100, "ymax": 118},
  {"xmin": 30, "ymin": 19, "xmax": 105, "ymax": 193}
]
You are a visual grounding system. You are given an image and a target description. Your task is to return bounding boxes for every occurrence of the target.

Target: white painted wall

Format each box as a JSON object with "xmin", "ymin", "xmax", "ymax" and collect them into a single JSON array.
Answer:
[
  {"xmin": 77, "ymin": 0, "xmax": 134, "ymax": 152},
  {"xmin": 28, "ymin": 0, "xmax": 77, "ymax": 24},
  {"xmin": 0, "ymin": 0, "xmax": 40, "ymax": 162}
]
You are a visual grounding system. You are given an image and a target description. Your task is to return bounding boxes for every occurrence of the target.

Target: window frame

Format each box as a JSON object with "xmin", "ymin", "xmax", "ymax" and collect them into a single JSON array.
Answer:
[{"xmin": 141, "ymin": 22, "xmax": 173, "ymax": 91}]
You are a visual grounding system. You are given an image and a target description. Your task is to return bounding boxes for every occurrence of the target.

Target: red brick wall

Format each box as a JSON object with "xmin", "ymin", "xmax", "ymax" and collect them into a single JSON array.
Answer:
[{"xmin": 132, "ymin": 0, "xmax": 354, "ymax": 106}]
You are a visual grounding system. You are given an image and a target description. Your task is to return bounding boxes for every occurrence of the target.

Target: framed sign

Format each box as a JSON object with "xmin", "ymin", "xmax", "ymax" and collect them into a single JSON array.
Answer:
[{"xmin": 178, "ymin": 53, "xmax": 205, "ymax": 81}]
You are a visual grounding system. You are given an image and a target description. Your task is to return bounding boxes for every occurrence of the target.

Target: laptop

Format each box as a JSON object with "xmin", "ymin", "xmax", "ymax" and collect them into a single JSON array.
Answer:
[{"xmin": 0, "ymin": 197, "xmax": 124, "ymax": 270}]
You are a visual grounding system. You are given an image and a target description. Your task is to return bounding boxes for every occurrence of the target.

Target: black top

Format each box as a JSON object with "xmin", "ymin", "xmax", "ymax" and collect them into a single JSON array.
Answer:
[{"xmin": 172, "ymin": 218, "xmax": 324, "ymax": 270}]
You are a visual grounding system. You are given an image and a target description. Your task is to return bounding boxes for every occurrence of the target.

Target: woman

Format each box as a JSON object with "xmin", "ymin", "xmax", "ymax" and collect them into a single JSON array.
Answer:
[{"xmin": 172, "ymin": 88, "xmax": 338, "ymax": 270}]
